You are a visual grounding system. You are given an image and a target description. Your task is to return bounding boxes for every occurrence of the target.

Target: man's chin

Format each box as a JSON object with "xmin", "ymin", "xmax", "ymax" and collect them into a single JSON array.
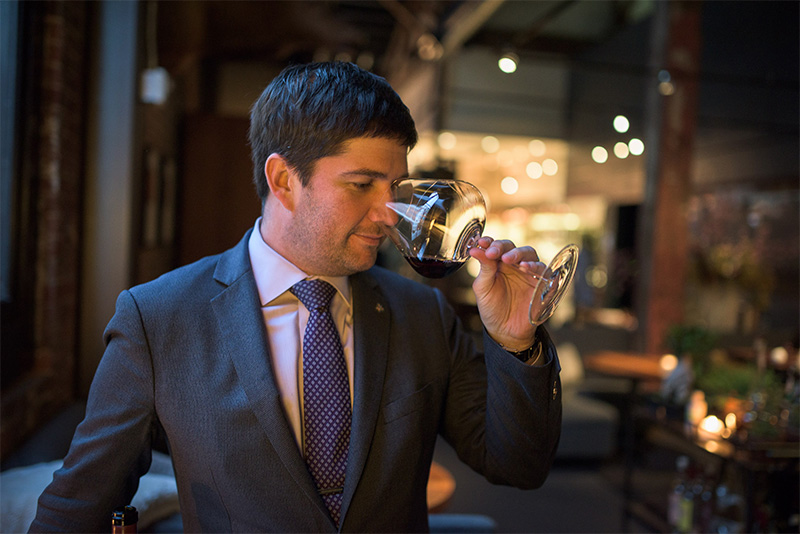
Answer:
[
  {"xmin": 324, "ymin": 247, "xmax": 378, "ymax": 277},
  {"xmin": 352, "ymin": 246, "xmax": 381, "ymax": 272},
  {"xmin": 353, "ymin": 252, "xmax": 379, "ymax": 273}
]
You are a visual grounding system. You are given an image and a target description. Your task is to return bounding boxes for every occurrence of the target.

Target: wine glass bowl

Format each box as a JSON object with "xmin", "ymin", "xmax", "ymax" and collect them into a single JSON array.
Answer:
[
  {"xmin": 383, "ymin": 179, "xmax": 486, "ymax": 278},
  {"xmin": 382, "ymin": 178, "xmax": 578, "ymax": 325}
]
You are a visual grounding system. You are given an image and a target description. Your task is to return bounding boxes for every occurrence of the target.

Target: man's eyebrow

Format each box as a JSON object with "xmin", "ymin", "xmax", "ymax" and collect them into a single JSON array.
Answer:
[{"xmin": 341, "ymin": 168, "xmax": 406, "ymax": 179}]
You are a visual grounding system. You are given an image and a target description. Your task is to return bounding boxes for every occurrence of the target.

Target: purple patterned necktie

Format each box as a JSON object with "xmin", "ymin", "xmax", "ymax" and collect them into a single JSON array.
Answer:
[{"xmin": 290, "ymin": 279, "xmax": 351, "ymax": 526}]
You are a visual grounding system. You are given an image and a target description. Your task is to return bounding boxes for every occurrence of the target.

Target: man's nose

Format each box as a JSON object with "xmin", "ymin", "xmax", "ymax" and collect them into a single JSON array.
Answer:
[{"xmin": 368, "ymin": 184, "xmax": 400, "ymax": 228}]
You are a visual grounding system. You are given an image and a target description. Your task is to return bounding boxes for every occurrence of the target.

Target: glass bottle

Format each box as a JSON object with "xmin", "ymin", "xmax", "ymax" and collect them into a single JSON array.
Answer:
[
  {"xmin": 668, "ymin": 456, "xmax": 690, "ymax": 532},
  {"xmin": 694, "ymin": 466, "xmax": 715, "ymax": 533},
  {"xmin": 112, "ymin": 505, "xmax": 138, "ymax": 534}
]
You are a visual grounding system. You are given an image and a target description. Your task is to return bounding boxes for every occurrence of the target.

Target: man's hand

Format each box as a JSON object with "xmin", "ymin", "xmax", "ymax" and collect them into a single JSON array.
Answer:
[{"xmin": 468, "ymin": 236, "xmax": 547, "ymax": 352}]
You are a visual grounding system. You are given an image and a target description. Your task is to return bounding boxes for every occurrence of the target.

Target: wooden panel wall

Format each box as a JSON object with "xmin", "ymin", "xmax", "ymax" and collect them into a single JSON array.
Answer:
[{"xmin": 178, "ymin": 114, "xmax": 261, "ymax": 266}]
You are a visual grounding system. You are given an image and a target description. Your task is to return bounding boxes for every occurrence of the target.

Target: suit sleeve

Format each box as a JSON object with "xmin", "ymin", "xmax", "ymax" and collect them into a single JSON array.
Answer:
[
  {"xmin": 437, "ymin": 290, "xmax": 562, "ymax": 490},
  {"xmin": 29, "ymin": 290, "xmax": 158, "ymax": 533}
]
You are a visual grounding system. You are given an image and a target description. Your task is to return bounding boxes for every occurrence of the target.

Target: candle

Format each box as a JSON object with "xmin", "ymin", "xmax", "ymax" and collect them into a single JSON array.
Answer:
[
  {"xmin": 725, "ymin": 412, "xmax": 737, "ymax": 431},
  {"xmin": 687, "ymin": 390, "xmax": 708, "ymax": 426},
  {"xmin": 698, "ymin": 415, "xmax": 724, "ymax": 441}
]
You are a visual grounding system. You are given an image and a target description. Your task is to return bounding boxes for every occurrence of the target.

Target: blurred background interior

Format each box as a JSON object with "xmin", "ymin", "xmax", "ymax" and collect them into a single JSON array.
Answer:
[{"xmin": 1, "ymin": 1, "xmax": 798, "ymax": 532}]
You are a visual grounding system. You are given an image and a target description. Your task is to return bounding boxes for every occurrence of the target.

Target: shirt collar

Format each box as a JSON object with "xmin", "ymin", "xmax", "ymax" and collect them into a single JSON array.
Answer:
[{"xmin": 248, "ymin": 218, "xmax": 351, "ymax": 308}]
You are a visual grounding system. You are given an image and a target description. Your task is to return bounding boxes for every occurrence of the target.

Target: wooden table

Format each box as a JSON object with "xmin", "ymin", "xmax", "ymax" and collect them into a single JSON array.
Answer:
[
  {"xmin": 583, "ymin": 350, "xmax": 665, "ymax": 384},
  {"xmin": 426, "ymin": 461, "xmax": 456, "ymax": 513}
]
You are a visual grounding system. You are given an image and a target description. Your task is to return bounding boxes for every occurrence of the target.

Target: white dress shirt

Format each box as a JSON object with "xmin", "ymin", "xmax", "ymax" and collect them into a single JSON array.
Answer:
[{"xmin": 248, "ymin": 219, "xmax": 354, "ymax": 448}]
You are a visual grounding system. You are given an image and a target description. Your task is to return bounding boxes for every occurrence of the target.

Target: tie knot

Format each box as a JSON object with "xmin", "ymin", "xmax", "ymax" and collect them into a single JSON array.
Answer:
[{"xmin": 290, "ymin": 279, "xmax": 337, "ymax": 311}]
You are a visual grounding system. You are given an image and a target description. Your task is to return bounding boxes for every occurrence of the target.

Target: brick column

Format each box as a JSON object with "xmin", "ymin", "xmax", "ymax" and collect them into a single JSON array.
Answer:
[{"xmin": 636, "ymin": 1, "xmax": 703, "ymax": 354}]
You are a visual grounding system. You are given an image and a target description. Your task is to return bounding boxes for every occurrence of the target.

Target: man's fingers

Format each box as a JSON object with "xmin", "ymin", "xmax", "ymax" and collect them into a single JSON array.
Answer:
[
  {"xmin": 501, "ymin": 245, "xmax": 539, "ymax": 264},
  {"xmin": 477, "ymin": 238, "xmax": 515, "ymax": 260},
  {"xmin": 518, "ymin": 260, "xmax": 547, "ymax": 278},
  {"xmin": 469, "ymin": 243, "xmax": 498, "ymax": 276}
]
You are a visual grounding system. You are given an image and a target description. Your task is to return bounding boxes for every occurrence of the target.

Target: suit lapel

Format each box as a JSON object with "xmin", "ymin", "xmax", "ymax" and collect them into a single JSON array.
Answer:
[
  {"xmin": 340, "ymin": 270, "xmax": 391, "ymax": 522},
  {"xmin": 210, "ymin": 232, "xmax": 328, "ymax": 519},
  {"xmin": 210, "ymin": 235, "xmax": 392, "ymax": 527}
]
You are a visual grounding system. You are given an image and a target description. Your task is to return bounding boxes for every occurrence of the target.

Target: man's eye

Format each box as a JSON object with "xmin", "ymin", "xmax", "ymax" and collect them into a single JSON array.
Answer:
[{"xmin": 351, "ymin": 182, "xmax": 372, "ymax": 191}]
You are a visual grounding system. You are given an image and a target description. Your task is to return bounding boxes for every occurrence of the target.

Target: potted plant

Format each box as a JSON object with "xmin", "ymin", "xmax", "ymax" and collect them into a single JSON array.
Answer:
[{"xmin": 665, "ymin": 324, "xmax": 717, "ymax": 379}]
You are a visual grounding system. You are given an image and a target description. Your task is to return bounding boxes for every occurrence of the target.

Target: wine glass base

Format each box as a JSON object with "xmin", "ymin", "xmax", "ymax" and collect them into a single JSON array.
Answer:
[{"xmin": 529, "ymin": 244, "xmax": 579, "ymax": 326}]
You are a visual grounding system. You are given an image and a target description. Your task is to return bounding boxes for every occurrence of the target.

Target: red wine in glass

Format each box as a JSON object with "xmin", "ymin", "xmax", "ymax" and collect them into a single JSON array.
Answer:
[{"xmin": 403, "ymin": 257, "xmax": 466, "ymax": 278}]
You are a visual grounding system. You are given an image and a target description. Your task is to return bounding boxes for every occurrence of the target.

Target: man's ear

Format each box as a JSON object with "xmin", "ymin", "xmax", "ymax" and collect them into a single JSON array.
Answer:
[{"xmin": 264, "ymin": 153, "xmax": 296, "ymax": 211}]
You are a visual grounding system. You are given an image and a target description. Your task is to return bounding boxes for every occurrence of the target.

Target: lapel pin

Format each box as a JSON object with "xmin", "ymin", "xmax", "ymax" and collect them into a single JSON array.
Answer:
[{"xmin": 375, "ymin": 303, "xmax": 384, "ymax": 313}]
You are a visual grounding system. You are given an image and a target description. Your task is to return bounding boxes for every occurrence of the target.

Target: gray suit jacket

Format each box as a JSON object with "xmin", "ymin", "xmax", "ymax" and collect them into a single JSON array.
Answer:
[{"xmin": 31, "ymin": 230, "xmax": 562, "ymax": 533}]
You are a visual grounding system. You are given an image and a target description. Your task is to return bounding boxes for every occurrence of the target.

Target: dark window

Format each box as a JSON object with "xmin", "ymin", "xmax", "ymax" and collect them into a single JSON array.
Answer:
[{"xmin": 1, "ymin": 1, "xmax": 37, "ymax": 389}]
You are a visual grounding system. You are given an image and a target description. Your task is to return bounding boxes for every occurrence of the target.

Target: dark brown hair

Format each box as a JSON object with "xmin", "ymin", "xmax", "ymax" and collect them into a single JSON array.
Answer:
[{"xmin": 248, "ymin": 62, "xmax": 418, "ymax": 203}]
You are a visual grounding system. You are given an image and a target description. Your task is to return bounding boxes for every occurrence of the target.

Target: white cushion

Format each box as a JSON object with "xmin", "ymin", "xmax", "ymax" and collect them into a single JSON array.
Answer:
[{"xmin": 0, "ymin": 451, "xmax": 179, "ymax": 533}]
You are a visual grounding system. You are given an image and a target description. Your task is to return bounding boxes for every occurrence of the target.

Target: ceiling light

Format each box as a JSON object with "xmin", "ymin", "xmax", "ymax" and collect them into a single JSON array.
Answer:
[
  {"xmin": 356, "ymin": 51, "xmax": 375, "ymax": 71},
  {"xmin": 498, "ymin": 52, "xmax": 518, "ymax": 74},
  {"xmin": 526, "ymin": 162, "xmax": 543, "ymax": 179},
  {"xmin": 613, "ymin": 115, "xmax": 630, "ymax": 133},
  {"xmin": 591, "ymin": 146, "xmax": 608, "ymax": 164},
  {"xmin": 500, "ymin": 176, "xmax": 519, "ymax": 194},
  {"xmin": 542, "ymin": 158, "xmax": 558, "ymax": 176},
  {"xmin": 481, "ymin": 136, "xmax": 500, "ymax": 153},
  {"xmin": 437, "ymin": 131, "xmax": 456, "ymax": 150},
  {"xmin": 528, "ymin": 139, "xmax": 546, "ymax": 157},
  {"xmin": 614, "ymin": 142, "xmax": 629, "ymax": 159},
  {"xmin": 628, "ymin": 138, "xmax": 645, "ymax": 155}
]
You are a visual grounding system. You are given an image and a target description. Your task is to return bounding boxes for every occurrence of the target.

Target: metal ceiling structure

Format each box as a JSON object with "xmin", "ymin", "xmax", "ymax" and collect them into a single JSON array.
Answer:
[{"xmin": 155, "ymin": 0, "xmax": 652, "ymax": 79}]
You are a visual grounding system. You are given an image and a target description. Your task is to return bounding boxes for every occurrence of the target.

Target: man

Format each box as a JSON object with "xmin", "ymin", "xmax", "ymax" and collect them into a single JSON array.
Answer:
[{"xmin": 31, "ymin": 62, "xmax": 561, "ymax": 533}]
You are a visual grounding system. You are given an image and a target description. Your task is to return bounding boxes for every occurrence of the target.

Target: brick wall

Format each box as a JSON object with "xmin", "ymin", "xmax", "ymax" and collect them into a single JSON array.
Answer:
[{"xmin": 1, "ymin": 1, "xmax": 89, "ymax": 460}]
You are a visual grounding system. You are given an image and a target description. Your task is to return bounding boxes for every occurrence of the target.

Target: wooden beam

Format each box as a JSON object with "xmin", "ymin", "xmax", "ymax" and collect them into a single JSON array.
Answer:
[{"xmin": 441, "ymin": 0, "xmax": 506, "ymax": 59}]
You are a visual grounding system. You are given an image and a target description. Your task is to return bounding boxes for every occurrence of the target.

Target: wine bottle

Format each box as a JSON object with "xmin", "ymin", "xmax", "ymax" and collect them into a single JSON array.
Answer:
[
  {"xmin": 112, "ymin": 505, "xmax": 138, "ymax": 534},
  {"xmin": 668, "ymin": 456, "xmax": 689, "ymax": 532}
]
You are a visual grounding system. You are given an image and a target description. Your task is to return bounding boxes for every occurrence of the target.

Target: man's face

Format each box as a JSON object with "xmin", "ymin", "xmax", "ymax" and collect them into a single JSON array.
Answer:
[{"xmin": 285, "ymin": 136, "xmax": 409, "ymax": 276}]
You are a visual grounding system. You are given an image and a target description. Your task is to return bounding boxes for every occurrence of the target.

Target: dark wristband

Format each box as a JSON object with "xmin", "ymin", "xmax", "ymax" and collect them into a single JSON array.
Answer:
[{"xmin": 504, "ymin": 344, "xmax": 540, "ymax": 364}]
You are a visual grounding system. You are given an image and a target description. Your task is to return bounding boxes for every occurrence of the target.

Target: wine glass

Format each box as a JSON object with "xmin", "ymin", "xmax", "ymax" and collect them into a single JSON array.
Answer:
[{"xmin": 381, "ymin": 178, "xmax": 579, "ymax": 326}]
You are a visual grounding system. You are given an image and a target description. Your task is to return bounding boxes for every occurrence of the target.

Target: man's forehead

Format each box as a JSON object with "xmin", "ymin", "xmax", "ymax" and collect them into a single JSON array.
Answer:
[{"xmin": 338, "ymin": 135, "xmax": 410, "ymax": 151}]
